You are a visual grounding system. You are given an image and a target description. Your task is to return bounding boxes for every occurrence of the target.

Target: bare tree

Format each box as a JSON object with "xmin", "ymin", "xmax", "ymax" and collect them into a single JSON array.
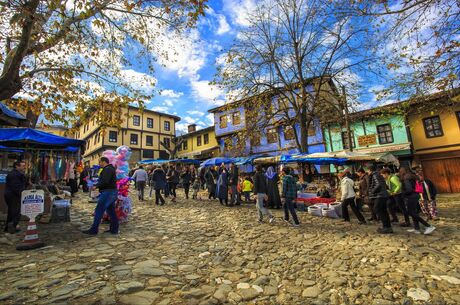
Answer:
[
  {"xmin": 160, "ymin": 138, "xmax": 184, "ymax": 160},
  {"xmin": 215, "ymin": 0, "xmax": 373, "ymax": 155}
]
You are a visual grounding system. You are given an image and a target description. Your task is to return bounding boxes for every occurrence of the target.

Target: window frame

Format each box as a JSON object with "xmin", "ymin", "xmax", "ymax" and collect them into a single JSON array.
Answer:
[
  {"xmin": 423, "ymin": 115, "xmax": 444, "ymax": 138},
  {"xmin": 232, "ymin": 112, "xmax": 241, "ymax": 125},
  {"xmin": 130, "ymin": 133, "xmax": 138, "ymax": 145},
  {"xmin": 203, "ymin": 133, "xmax": 209, "ymax": 144},
  {"xmin": 133, "ymin": 115, "xmax": 140, "ymax": 126},
  {"xmin": 197, "ymin": 135, "xmax": 202, "ymax": 146},
  {"xmin": 143, "ymin": 149, "xmax": 154, "ymax": 158},
  {"xmin": 341, "ymin": 130, "xmax": 356, "ymax": 149},
  {"xmin": 219, "ymin": 115, "xmax": 228, "ymax": 129},
  {"xmin": 164, "ymin": 121, "xmax": 170, "ymax": 131},
  {"xmin": 376, "ymin": 123, "xmax": 394, "ymax": 145},
  {"xmin": 183, "ymin": 140, "xmax": 188, "ymax": 150},
  {"xmin": 266, "ymin": 127, "xmax": 279, "ymax": 144},
  {"xmin": 146, "ymin": 135, "xmax": 153, "ymax": 146},
  {"xmin": 164, "ymin": 137, "xmax": 170, "ymax": 148},
  {"xmin": 108, "ymin": 131, "xmax": 117, "ymax": 143},
  {"xmin": 147, "ymin": 118, "xmax": 154, "ymax": 128},
  {"xmin": 284, "ymin": 125, "xmax": 295, "ymax": 141}
]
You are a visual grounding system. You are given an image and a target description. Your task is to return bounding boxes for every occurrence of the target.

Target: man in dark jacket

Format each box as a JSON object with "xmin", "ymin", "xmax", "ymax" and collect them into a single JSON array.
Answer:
[
  {"xmin": 281, "ymin": 167, "xmax": 300, "ymax": 227},
  {"xmin": 4, "ymin": 161, "xmax": 27, "ymax": 234},
  {"xmin": 180, "ymin": 167, "xmax": 192, "ymax": 200},
  {"xmin": 83, "ymin": 157, "xmax": 119, "ymax": 235},
  {"xmin": 229, "ymin": 163, "xmax": 240, "ymax": 206},
  {"xmin": 254, "ymin": 165, "xmax": 274, "ymax": 224},
  {"xmin": 151, "ymin": 165, "xmax": 166, "ymax": 205},
  {"xmin": 367, "ymin": 165, "xmax": 393, "ymax": 234},
  {"xmin": 166, "ymin": 165, "xmax": 179, "ymax": 202}
]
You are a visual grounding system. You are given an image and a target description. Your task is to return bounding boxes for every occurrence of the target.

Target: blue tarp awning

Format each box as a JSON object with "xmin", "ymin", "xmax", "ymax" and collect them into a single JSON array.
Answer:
[
  {"xmin": 200, "ymin": 157, "xmax": 234, "ymax": 167},
  {"xmin": 0, "ymin": 128, "xmax": 84, "ymax": 148},
  {"xmin": 138, "ymin": 159, "xmax": 170, "ymax": 165},
  {"xmin": 0, "ymin": 103, "xmax": 26, "ymax": 120},
  {"xmin": 170, "ymin": 159, "xmax": 201, "ymax": 165}
]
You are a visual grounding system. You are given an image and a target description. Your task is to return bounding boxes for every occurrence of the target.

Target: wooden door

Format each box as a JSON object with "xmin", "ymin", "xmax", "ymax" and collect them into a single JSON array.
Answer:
[
  {"xmin": 443, "ymin": 158, "xmax": 460, "ymax": 193},
  {"xmin": 421, "ymin": 159, "xmax": 451, "ymax": 193}
]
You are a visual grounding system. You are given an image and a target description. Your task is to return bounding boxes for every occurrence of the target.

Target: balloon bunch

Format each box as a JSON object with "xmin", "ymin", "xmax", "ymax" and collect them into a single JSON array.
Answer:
[
  {"xmin": 115, "ymin": 145, "xmax": 132, "ymax": 180},
  {"xmin": 117, "ymin": 178, "xmax": 130, "ymax": 197}
]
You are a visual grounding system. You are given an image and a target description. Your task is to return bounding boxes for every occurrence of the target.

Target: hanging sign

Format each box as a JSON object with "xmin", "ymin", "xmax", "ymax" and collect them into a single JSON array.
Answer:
[
  {"xmin": 358, "ymin": 134, "xmax": 377, "ymax": 147},
  {"xmin": 21, "ymin": 190, "xmax": 45, "ymax": 219}
]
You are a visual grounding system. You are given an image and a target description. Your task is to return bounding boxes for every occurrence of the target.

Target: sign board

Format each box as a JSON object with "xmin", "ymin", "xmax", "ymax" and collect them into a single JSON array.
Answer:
[
  {"xmin": 358, "ymin": 134, "xmax": 377, "ymax": 147},
  {"xmin": 21, "ymin": 190, "xmax": 45, "ymax": 219}
]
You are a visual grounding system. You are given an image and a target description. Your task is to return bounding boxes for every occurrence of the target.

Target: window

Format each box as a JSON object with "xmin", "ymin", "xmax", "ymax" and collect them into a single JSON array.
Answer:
[
  {"xmin": 284, "ymin": 126, "xmax": 295, "ymax": 140},
  {"xmin": 204, "ymin": 133, "xmax": 209, "ymax": 144},
  {"xmin": 143, "ymin": 150, "xmax": 154, "ymax": 158},
  {"xmin": 219, "ymin": 115, "xmax": 227, "ymax": 128},
  {"xmin": 278, "ymin": 97, "xmax": 290, "ymax": 112},
  {"xmin": 130, "ymin": 134, "xmax": 138, "ymax": 145},
  {"xmin": 146, "ymin": 135, "xmax": 153, "ymax": 146},
  {"xmin": 267, "ymin": 128, "xmax": 278, "ymax": 144},
  {"xmin": 147, "ymin": 118, "xmax": 153, "ymax": 128},
  {"xmin": 164, "ymin": 121, "xmax": 170, "ymax": 131},
  {"xmin": 341, "ymin": 131, "xmax": 356, "ymax": 149},
  {"xmin": 133, "ymin": 115, "xmax": 140, "ymax": 126},
  {"xmin": 377, "ymin": 124, "xmax": 394, "ymax": 144},
  {"xmin": 164, "ymin": 137, "xmax": 170, "ymax": 148},
  {"xmin": 197, "ymin": 135, "xmax": 202, "ymax": 146},
  {"xmin": 183, "ymin": 140, "xmax": 188, "ymax": 150},
  {"xmin": 250, "ymin": 134, "xmax": 261, "ymax": 146},
  {"xmin": 232, "ymin": 112, "xmax": 241, "ymax": 125},
  {"xmin": 423, "ymin": 116, "xmax": 443, "ymax": 138},
  {"xmin": 456, "ymin": 111, "xmax": 460, "ymax": 128},
  {"xmin": 308, "ymin": 125, "xmax": 316, "ymax": 137},
  {"xmin": 109, "ymin": 131, "xmax": 117, "ymax": 142}
]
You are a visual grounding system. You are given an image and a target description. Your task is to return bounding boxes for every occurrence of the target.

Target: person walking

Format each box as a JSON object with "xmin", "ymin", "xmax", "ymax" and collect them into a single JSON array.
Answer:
[
  {"xmin": 151, "ymin": 165, "xmax": 167, "ymax": 205},
  {"xmin": 132, "ymin": 165, "xmax": 148, "ymax": 201},
  {"xmin": 417, "ymin": 172, "xmax": 438, "ymax": 220},
  {"xmin": 281, "ymin": 167, "xmax": 300, "ymax": 227},
  {"xmin": 381, "ymin": 168, "xmax": 411, "ymax": 227},
  {"xmin": 229, "ymin": 163, "xmax": 240, "ymax": 206},
  {"xmin": 80, "ymin": 164, "xmax": 90, "ymax": 192},
  {"xmin": 4, "ymin": 161, "xmax": 27, "ymax": 234},
  {"xmin": 368, "ymin": 165, "xmax": 393, "ymax": 234},
  {"xmin": 205, "ymin": 167, "xmax": 217, "ymax": 200},
  {"xmin": 242, "ymin": 176, "xmax": 254, "ymax": 202},
  {"xmin": 356, "ymin": 168, "xmax": 374, "ymax": 219},
  {"xmin": 83, "ymin": 157, "xmax": 119, "ymax": 235},
  {"xmin": 254, "ymin": 165, "xmax": 275, "ymax": 224},
  {"xmin": 339, "ymin": 171, "xmax": 366, "ymax": 224},
  {"xmin": 265, "ymin": 166, "xmax": 282, "ymax": 209},
  {"xmin": 192, "ymin": 178, "xmax": 201, "ymax": 200},
  {"xmin": 166, "ymin": 165, "xmax": 179, "ymax": 202},
  {"xmin": 402, "ymin": 169, "xmax": 436, "ymax": 234},
  {"xmin": 180, "ymin": 167, "xmax": 192, "ymax": 200},
  {"xmin": 217, "ymin": 165, "xmax": 229, "ymax": 206}
]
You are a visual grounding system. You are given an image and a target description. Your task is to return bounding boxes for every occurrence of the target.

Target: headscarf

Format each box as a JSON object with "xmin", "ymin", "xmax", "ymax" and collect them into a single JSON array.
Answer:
[{"xmin": 265, "ymin": 166, "xmax": 276, "ymax": 180}]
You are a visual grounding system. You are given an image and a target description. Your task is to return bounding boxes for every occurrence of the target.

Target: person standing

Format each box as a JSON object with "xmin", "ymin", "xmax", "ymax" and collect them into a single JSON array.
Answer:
[
  {"xmin": 217, "ymin": 165, "xmax": 229, "ymax": 206},
  {"xmin": 132, "ymin": 165, "xmax": 148, "ymax": 201},
  {"xmin": 180, "ymin": 167, "xmax": 192, "ymax": 200},
  {"xmin": 80, "ymin": 164, "xmax": 90, "ymax": 192},
  {"xmin": 356, "ymin": 168, "xmax": 373, "ymax": 219},
  {"xmin": 83, "ymin": 157, "xmax": 119, "ymax": 235},
  {"xmin": 151, "ymin": 165, "xmax": 166, "ymax": 205},
  {"xmin": 281, "ymin": 167, "xmax": 300, "ymax": 227},
  {"xmin": 417, "ymin": 172, "xmax": 438, "ymax": 220},
  {"xmin": 339, "ymin": 171, "xmax": 366, "ymax": 224},
  {"xmin": 205, "ymin": 167, "xmax": 217, "ymax": 200},
  {"xmin": 229, "ymin": 163, "xmax": 240, "ymax": 206},
  {"xmin": 254, "ymin": 165, "xmax": 274, "ymax": 224},
  {"xmin": 382, "ymin": 168, "xmax": 411, "ymax": 227},
  {"xmin": 4, "ymin": 161, "xmax": 27, "ymax": 234},
  {"xmin": 265, "ymin": 166, "xmax": 281, "ymax": 209},
  {"xmin": 402, "ymin": 169, "xmax": 436, "ymax": 234},
  {"xmin": 242, "ymin": 176, "xmax": 254, "ymax": 202},
  {"xmin": 368, "ymin": 165, "xmax": 393, "ymax": 234},
  {"xmin": 166, "ymin": 165, "xmax": 179, "ymax": 202}
]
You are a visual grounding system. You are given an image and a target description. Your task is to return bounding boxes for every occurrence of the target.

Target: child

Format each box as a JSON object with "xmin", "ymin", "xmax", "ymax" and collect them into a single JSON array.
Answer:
[
  {"xmin": 242, "ymin": 176, "xmax": 253, "ymax": 202},
  {"xmin": 192, "ymin": 178, "xmax": 201, "ymax": 200}
]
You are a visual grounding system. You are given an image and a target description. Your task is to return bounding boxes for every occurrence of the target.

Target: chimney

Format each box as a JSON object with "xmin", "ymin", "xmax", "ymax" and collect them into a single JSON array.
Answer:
[{"xmin": 188, "ymin": 124, "xmax": 197, "ymax": 133}]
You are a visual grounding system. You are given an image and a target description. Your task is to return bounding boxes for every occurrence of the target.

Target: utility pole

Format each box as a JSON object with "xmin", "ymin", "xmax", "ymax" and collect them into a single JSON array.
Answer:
[{"xmin": 341, "ymin": 85, "xmax": 353, "ymax": 152}]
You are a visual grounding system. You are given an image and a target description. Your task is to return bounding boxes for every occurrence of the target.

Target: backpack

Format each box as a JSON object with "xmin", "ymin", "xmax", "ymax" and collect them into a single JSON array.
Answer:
[{"xmin": 415, "ymin": 180, "xmax": 423, "ymax": 193}]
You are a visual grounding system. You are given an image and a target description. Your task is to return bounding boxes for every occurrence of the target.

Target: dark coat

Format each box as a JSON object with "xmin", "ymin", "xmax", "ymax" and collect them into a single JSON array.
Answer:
[
  {"xmin": 229, "ymin": 166, "xmax": 239, "ymax": 186},
  {"xmin": 358, "ymin": 173, "xmax": 369, "ymax": 199},
  {"xmin": 96, "ymin": 164, "xmax": 117, "ymax": 191},
  {"xmin": 205, "ymin": 169, "xmax": 217, "ymax": 193},
  {"xmin": 421, "ymin": 179, "xmax": 437, "ymax": 200},
  {"xmin": 402, "ymin": 176, "xmax": 420, "ymax": 199},
  {"xmin": 253, "ymin": 172, "xmax": 267, "ymax": 194},
  {"xmin": 5, "ymin": 169, "xmax": 26, "ymax": 197},
  {"xmin": 266, "ymin": 174, "xmax": 281, "ymax": 207},
  {"xmin": 181, "ymin": 171, "xmax": 192, "ymax": 185},
  {"xmin": 368, "ymin": 171, "xmax": 388, "ymax": 199},
  {"xmin": 166, "ymin": 169, "xmax": 179, "ymax": 184},
  {"xmin": 216, "ymin": 171, "xmax": 229, "ymax": 199},
  {"xmin": 151, "ymin": 168, "xmax": 167, "ymax": 190}
]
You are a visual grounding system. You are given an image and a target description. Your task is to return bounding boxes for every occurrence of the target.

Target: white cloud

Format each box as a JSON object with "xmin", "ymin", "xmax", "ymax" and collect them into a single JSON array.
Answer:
[
  {"xmin": 160, "ymin": 89, "xmax": 183, "ymax": 98},
  {"xmin": 183, "ymin": 116, "xmax": 198, "ymax": 124},
  {"xmin": 206, "ymin": 113, "xmax": 215, "ymax": 125},
  {"xmin": 150, "ymin": 106, "xmax": 170, "ymax": 113},
  {"xmin": 217, "ymin": 15, "xmax": 231, "ymax": 35},
  {"xmin": 224, "ymin": 0, "xmax": 257, "ymax": 27},
  {"xmin": 190, "ymin": 80, "xmax": 225, "ymax": 106},
  {"xmin": 119, "ymin": 69, "xmax": 156, "ymax": 95},
  {"xmin": 187, "ymin": 110, "xmax": 205, "ymax": 116},
  {"xmin": 163, "ymin": 99, "xmax": 174, "ymax": 107}
]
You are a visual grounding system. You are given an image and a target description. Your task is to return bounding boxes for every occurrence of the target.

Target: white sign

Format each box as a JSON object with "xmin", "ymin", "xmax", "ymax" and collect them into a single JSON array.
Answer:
[{"xmin": 21, "ymin": 190, "xmax": 45, "ymax": 219}]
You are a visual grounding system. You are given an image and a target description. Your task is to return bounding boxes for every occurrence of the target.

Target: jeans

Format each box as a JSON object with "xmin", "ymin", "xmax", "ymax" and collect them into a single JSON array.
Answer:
[
  {"xmin": 406, "ymin": 195, "xmax": 431, "ymax": 230},
  {"xmin": 256, "ymin": 193, "xmax": 272, "ymax": 221},
  {"xmin": 373, "ymin": 197, "xmax": 392, "ymax": 229},
  {"xmin": 230, "ymin": 185, "xmax": 239, "ymax": 204},
  {"xmin": 183, "ymin": 183, "xmax": 190, "ymax": 199},
  {"xmin": 244, "ymin": 191, "xmax": 251, "ymax": 202},
  {"xmin": 137, "ymin": 181, "xmax": 146, "ymax": 200},
  {"xmin": 168, "ymin": 182, "xmax": 177, "ymax": 198},
  {"xmin": 155, "ymin": 189, "xmax": 165, "ymax": 205},
  {"xmin": 89, "ymin": 190, "xmax": 119, "ymax": 234},
  {"xmin": 4, "ymin": 193, "xmax": 21, "ymax": 232},
  {"xmin": 284, "ymin": 198, "xmax": 299, "ymax": 224},
  {"xmin": 342, "ymin": 197, "xmax": 365, "ymax": 222}
]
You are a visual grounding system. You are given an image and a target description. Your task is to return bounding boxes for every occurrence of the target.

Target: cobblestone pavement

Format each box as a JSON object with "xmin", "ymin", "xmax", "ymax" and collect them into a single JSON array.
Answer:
[{"xmin": 1, "ymin": 191, "xmax": 459, "ymax": 305}]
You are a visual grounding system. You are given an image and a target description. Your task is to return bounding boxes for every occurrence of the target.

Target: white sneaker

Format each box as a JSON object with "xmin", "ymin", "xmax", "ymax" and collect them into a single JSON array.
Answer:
[
  {"xmin": 424, "ymin": 226, "xmax": 436, "ymax": 235},
  {"xmin": 412, "ymin": 230, "xmax": 421, "ymax": 234},
  {"xmin": 407, "ymin": 229, "xmax": 416, "ymax": 233},
  {"xmin": 269, "ymin": 216, "xmax": 275, "ymax": 224},
  {"xmin": 293, "ymin": 223, "xmax": 300, "ymax": 228}
]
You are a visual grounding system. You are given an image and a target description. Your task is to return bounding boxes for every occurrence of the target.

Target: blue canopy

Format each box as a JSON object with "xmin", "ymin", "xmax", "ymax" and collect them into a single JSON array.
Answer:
[
  {"xmin": 138, "ymin": 159, "xmax": 170, "ymax": 165},
  {"xmin": 0, "ymin": 128, "xmax": 84, "ymax": 148},
  {"xmin": 0, "ymin": 103, "xmax": 26, "ymax": 120},
  {"xmin": 170, "ymin": 159, "xmax": 201, "ymax": 165},
  {"xmin": 233, "ymin": 154, "xmax": 269, "ymax": 166},
  {"xmin": 200, "ymin": 157, "xmax": 234, "ymax": 167},
  {"xmin": 0, "ymin": 145, "xmax": 24, "ymax": 153}
]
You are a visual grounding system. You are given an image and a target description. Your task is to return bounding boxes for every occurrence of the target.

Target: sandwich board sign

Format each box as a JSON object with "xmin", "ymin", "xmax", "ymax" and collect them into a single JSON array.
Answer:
[{"xmin": 21, "ymin": 190, "xmax": 45, "ymax": 219}]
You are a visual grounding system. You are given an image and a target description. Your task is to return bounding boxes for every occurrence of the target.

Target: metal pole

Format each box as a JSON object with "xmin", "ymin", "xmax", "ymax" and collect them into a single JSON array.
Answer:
[{"xmin": 341, "ymin": 86, "xmax": 353, "ymax": 152}]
